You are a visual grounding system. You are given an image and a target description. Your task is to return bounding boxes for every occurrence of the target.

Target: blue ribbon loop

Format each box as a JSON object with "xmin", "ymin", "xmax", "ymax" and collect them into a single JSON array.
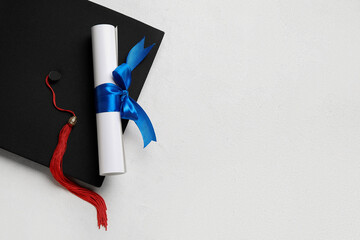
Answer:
[{"xmin": 95, "ymin": 37, "xmax": 156, "ymax": 148}]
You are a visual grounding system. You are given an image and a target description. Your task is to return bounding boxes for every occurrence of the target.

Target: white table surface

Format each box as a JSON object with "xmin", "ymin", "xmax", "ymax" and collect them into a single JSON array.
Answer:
[{"xmin": 2, "ymin": 0, "xmax": 360, "ymax": 239}]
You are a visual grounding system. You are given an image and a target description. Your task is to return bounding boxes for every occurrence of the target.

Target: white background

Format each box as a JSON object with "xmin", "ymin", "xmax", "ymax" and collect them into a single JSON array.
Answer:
[{"xmin": 1, "ymin": 0, "xmax": 360, "ymax": 239}]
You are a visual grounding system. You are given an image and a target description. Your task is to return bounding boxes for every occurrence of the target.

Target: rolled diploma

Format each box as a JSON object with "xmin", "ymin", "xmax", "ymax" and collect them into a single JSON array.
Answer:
[{"xmin": 91, "ymin": 24, "xmax": 125, "ymax": 176}]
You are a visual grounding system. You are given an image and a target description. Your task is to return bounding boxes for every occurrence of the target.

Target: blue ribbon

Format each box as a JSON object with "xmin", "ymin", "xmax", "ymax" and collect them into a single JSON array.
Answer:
[{"xmin": 95, "ymin": 37, "xmax": 156, "ymax": 147}]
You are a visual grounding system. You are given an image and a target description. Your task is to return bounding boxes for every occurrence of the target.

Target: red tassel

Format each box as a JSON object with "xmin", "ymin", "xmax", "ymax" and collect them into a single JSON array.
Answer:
[
  {"xmin": 49, "ymin": 120, "xmax": 108, "ymax": 230},
  {"xmin": 46, "ymin": 74, "xmax": 107, "ymax": 229}
]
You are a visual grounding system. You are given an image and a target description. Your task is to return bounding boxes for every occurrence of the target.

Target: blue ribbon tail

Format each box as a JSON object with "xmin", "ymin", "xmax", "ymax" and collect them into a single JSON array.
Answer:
[
  {"xmin": 126, "ymin": 37, "xmax": 155, "ymax": 71},
  {"xmin": 129, "ymin": 98, "xmax": 156, "ymax": 147}
]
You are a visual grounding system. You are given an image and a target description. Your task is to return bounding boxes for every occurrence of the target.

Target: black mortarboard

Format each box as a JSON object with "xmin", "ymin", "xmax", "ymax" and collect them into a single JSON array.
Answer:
[{"xmin": 0, "ymin": 0, "xmax": 164, "ymax": 187}]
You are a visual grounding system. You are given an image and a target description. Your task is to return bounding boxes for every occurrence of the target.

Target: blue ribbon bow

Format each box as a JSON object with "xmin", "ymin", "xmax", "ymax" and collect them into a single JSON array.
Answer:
[{"xmin": 95, "ymin": 37, "xmax": 156, "ymax": 147}]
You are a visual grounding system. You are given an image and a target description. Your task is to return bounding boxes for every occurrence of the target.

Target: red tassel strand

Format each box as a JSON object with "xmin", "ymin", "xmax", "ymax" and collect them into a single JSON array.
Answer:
[{"xmin": 46, "ymin": 75, "xmax": 108, "ymax": 229}]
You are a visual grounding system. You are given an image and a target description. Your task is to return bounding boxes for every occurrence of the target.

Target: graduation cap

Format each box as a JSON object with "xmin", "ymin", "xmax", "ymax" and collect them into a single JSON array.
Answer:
[{"xmin": 0, "ymin": 0, "xmax": 164, "ymax": 187}]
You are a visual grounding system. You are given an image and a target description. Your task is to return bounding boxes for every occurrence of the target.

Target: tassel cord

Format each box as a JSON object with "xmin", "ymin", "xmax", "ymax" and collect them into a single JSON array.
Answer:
[{"xmin": 46, "ymin": 74, "xmax": 108, "ymax": 229}]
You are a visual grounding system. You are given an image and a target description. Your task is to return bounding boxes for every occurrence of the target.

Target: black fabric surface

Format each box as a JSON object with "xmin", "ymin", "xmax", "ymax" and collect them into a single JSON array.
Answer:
[{"xmin": 0, "ymin": 0, "xmax": 164, "ymax": 187}]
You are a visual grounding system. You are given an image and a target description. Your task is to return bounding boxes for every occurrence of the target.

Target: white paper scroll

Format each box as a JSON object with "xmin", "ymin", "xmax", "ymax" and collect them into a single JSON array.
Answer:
[{"xmin": 91, "ymin": 24, "xmax": 125, "ymax": 176}]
